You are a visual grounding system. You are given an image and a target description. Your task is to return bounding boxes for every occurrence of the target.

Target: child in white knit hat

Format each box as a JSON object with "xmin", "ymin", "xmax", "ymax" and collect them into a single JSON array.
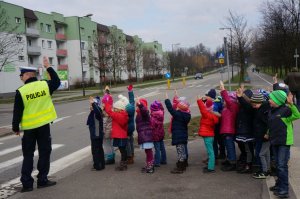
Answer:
[{"xmin": 103, "ymin": 94, "xmax": 129, "ymax": 171}]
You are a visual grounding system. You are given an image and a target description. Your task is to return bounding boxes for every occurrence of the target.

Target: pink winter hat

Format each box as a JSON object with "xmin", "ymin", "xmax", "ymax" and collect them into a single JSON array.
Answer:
[
  {"xmin": 177, "ymin": 100, "xmax": 190, "ymax": 111},
  {"xmin": 102, "ymin": 93, "xmax": 113, "ymax": 105}
]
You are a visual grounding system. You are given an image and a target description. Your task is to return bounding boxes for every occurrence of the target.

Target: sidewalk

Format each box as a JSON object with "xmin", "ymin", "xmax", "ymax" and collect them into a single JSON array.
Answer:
[{"xmin": 10, "ymin": 139, "xmax": 271, "ymax": 199}]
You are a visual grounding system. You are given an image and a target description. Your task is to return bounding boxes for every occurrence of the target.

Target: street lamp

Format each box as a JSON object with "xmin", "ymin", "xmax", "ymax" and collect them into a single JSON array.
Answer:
[
  {"xmin": 171, "ymin": 43, "xmax": 180, "ymax": 81},
  {"xmin": 78, "ymin": 14, "xmax": 93, "ymax": 96},
  {"xmin": 219, "ymin": 27, "xmax": 233, "ymax": 80}
]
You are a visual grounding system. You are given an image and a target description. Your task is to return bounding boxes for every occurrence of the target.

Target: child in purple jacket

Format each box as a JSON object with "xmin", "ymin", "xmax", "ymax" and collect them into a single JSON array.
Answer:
[
  {"xmin": 150, "ymin": 100, "xmax": 167, "ymax": 167},
  {"xmin": 136, "ymin": 97, "xmax": 155, "ymax": 173}
]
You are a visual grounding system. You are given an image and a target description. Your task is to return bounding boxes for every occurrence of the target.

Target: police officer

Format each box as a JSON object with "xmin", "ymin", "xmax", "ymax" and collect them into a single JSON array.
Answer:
[{"xmin": 12, "ymin": 57, "xmax": 60, "ymax": 192}]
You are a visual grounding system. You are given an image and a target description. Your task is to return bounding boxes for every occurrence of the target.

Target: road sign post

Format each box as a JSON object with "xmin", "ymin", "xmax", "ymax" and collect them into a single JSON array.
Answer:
[{"xmin": 165, "ymin": 73, "xmax": 171, "ymax": 89}]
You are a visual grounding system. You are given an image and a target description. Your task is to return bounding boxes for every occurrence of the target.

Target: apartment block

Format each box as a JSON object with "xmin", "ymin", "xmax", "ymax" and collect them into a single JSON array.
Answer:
[{"xmin": 0, "ymin": 1, "xmax": 165, "ymax": 95}]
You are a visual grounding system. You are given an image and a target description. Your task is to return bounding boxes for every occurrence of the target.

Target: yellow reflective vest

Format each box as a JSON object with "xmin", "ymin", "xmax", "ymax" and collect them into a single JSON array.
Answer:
[{"xmin": 18, "ymin": 81, "xmax": 57, "ymax": 130}]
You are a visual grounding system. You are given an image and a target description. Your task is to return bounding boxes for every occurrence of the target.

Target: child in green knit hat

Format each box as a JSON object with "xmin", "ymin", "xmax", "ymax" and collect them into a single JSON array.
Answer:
[{"xmin": 268, "ymin": 90, "xmax": 300, "ymax": 198}]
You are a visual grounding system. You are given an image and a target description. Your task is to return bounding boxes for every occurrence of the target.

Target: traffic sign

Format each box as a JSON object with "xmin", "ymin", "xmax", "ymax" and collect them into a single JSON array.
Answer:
[
  {"xmin": 219, "ymin": 58, "xmax": 224, "ymax": 64},
  {"xmin": 218, "ymin": 52, "xmax": 225, "ymax": 59},
  {"xmin": 165, "ymin": 72, "xmax": 171, "ymax": 79}
]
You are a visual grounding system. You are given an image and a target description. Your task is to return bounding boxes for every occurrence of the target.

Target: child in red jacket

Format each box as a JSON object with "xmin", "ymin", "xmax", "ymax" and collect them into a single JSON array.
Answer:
[
  {"xmin": 197, "ymin": 96, "xmax": 219, "ymax": 173},
  {"xmin": 104, "ymin": 95, "xmax": 129, "ymax": 171}
]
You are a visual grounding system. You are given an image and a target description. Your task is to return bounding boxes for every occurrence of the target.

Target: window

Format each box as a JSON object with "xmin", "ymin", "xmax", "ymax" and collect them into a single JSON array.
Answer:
[
  {"xmin": 47, "ymin": 41, "xmax": 52, "ymax": 48},
  {"xmin": 42, "ymin": 40, "xmax": 45, "ymax": 48},
  {"xmin": 48, "ymin": 57, "xmax": 53, "ymax": 65},
  {"xmin": 81, "ymin": 42, "xmax": 85, "ymax": 50},
  {"xmin": 46, "ymin": 24, "xmax": 51, "ymax": 33},
  {"xmin": 15, "ymin": 17, "xmax": 21, "ymax": 24},
  {"xmin": 16, "ymin": 36, "xmax": 22, "ymax": 42},
  {"xmin": 29, "ymin": 56, "xmax": 34, "ymax": 64},
  {"xmin": 82, "ymin": 56, "xmax": 86, "ymax": 63},
  {"xmin": 40, "ymin": 23, "xmax": 44, "ymax": 31},
  {"xmin": 18, "ymin": 56, "xmax": 24, "ymax": 61},
  {"xmin": 80, "ymin": 27, "xmax": 85, "ymax": 35},
  {"xmin": 28, "ymin": 39, "xmax": 32, "ymax": 46}
]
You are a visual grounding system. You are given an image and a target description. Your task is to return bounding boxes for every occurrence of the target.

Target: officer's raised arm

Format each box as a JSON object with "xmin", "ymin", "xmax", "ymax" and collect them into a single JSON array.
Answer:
[{"xmin": 43, "ymin": 56, "xmax": 60, "ymax": 94}]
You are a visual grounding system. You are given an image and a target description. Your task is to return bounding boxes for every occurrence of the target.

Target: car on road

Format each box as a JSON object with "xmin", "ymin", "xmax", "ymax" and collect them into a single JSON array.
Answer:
[{"xmin": 194, "ymin": 73, "xmax": 203, "ymax": 79}]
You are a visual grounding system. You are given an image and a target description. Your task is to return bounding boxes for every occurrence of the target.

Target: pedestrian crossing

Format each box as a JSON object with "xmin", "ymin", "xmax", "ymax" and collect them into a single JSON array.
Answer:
[
  {"xmin": 0, "ymin": 143, "xmax": 90, "ymax": 199},
  {"xmin": 0, "ymin": 144, "xmax": 63, "ymax": 172}
]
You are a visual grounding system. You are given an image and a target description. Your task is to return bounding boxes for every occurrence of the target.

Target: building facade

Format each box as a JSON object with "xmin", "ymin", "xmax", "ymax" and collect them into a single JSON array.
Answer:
[{"xmin": 0, "ymin": 1, "xmax": 165, "ymax": 95}]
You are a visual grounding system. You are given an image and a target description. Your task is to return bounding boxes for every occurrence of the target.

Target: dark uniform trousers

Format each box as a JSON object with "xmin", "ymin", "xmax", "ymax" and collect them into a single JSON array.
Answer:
[
  {"xmin": 21, "ymin": 124, "xmax": 52, "ymax": 188},
  {"xmin": 91, "ymin": 138, "xmax": 105, "ymax": 170}
]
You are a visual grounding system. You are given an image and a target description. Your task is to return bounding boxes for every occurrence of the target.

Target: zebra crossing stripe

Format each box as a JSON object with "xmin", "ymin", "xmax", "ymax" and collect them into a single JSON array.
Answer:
[
  {"xmin": 0, "ymin": 144, "xmax": 63, "ymax": 172},
  {"xmin": 0, "ymin": 145, "xmax": 90, "ymax": 189},
  {"xmin": 0, "ymin": 146, "xmax": 21, "ymax": 156}
]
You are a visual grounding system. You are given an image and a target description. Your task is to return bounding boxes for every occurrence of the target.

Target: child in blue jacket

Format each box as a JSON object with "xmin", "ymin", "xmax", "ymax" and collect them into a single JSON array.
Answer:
[{"xmin": 86, "ymin": 96, "xmax": 105, "ymax": 170}]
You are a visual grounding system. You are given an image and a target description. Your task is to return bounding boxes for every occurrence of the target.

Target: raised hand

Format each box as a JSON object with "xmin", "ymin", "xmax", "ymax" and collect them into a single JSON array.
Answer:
[
  {"xmin": 240, "ymin": 83, "xmax": 245, "ymax": 92},
  {"xmin": 165, "ymin": 92, "xmax": 169, "ymax": 99},
  {"xmin": 89, "ymin": 96, "xmax": 94, "ymax": 104},
  {"xmin": 43, "ymin": 56, "xmax": 50, "ymax": 68},
  {"xmin": 127, "ymin": 84, "xmax": 133, "ymax": 91},
  {"xmin": 219, "ymin": 80, "xmax": 225, "ymax": 91},
  {"xmin": 135, "ymin": 95, "xmax": 140, "ymax": 104},
  {"xmin": 273, "ymin": 73, "xmax": 278, "ymax": 84},
  {"xmin": 287, "ymin": 92, "xmax": 294, "ymax": 105}
]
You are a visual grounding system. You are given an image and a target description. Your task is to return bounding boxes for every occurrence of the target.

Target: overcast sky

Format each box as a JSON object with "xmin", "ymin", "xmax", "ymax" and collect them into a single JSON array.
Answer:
[{"xmin": 6, "ymin": 0, "xmax": 263, "ymax": 51}]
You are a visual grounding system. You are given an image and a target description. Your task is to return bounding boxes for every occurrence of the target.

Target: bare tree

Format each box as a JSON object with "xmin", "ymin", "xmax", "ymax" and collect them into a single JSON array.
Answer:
[
  {"xmin": 252, "ymin": 0, "xmax": 300, "ymax": 77},
  {"xmin": 108, "ymin": 26, "xmax": 126, "ymax": 84},
  {"xmin": 133, "ymin": 41, "xmax": 143, "ymax": 81},
  {"xmin": 226, "ymin": 10, "xmax": 252, "ymax": 83},
  {"xmin": 0, "ymin": 5, "xmax": 23, "ymax": 72},
  {"xmin": 143, "ymin": 48, "xmax": 155, "ymax": 77}
]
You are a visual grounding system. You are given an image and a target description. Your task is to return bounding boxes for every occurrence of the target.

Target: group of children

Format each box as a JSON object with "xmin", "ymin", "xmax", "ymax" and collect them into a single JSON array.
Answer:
[{"xmin": 86, "ymin": 78, "xmax": 300, "ymax": 198}]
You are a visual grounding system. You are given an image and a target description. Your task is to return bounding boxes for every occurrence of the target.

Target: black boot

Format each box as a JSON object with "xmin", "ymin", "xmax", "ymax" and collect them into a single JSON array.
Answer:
[
  {"xmin": 221, "ymin": 162, "xmax": 236, "ymax": 171},
  {"xmin": 115, "ymin": 161, "xmax": 127, "ymax": 171},
  {"xmin": 171, "ymin": 161, "xmax": 185, "ymax": 174}
]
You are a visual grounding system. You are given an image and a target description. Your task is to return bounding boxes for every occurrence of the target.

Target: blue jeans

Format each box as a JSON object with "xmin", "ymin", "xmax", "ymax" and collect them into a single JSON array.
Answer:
[
  {"xmin": 154, "ymin": 140, "xmax": 167, "ymax": 165},
  {"xmin": 224, "ymin": 135, "xmax": 236, "ymax": 162},
  {"xmin": 273, "ymin": 145, "xmax": 290, "ymax": 194}
]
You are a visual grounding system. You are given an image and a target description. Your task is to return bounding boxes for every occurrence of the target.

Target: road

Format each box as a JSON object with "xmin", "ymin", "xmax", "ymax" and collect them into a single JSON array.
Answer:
[{"xmin": 0, "ymin": 69, "xmax": 299, "ymax": 198}]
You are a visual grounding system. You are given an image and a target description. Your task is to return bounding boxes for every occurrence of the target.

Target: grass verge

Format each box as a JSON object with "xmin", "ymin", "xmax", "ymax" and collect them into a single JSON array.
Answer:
[{"xmin": 163, "ymin": 116, "xmax": 200, "ymax": 139}]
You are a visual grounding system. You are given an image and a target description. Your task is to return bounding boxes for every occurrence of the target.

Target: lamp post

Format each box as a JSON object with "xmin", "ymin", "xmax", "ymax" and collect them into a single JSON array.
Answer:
[
  {"xmin": 220, "ymin": 27, "xmax": 233, "ymax": 81},
  {"xmin": 78, "ymin": 14, "xmax": 93, "ymax": 96},
  {"xmin": 171, "ymin": 43, "xmax": 180, "ymax": 81}
]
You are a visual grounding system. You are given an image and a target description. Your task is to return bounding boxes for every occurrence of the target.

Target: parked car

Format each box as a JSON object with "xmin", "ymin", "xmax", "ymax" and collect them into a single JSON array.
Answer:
[{"xmin": 194, "ymin": 73, "xmax": 203, "ymax": 79}]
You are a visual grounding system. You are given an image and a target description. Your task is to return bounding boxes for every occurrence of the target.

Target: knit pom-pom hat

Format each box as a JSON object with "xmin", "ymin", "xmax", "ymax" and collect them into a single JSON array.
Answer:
[{"xmin": 269, "ymin": 90, "xmax": 287, "ymax": 106}]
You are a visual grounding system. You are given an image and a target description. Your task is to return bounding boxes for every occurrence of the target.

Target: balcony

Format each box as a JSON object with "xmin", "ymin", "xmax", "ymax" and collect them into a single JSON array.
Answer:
[
  {"xmin": 27, "ymin": 46, "xmax": 41, "ymax": 55},
  {"xmin": 26, "ymin": 28, "xmax": 40, "ymax": 37},
  {"xmin": 57, "ymin": 64, "xmax": 68, "ymax": 70},
  {"xmin": 55, "ymin": 33, "xmax": 67, "ymax": 41},
  {"xmin": 56, "ymin": 49, "xmax": 68, "ymax": 57}
]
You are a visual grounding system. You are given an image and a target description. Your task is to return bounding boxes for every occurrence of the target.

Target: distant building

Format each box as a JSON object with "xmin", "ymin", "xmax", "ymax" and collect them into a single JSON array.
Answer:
[{"xmin": 0, "ymin": 1, "xmax": 165, "ymax": 95}]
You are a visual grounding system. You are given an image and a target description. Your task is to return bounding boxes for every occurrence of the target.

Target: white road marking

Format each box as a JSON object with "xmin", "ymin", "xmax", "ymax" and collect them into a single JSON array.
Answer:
[
  {"xmin": 0, "ymin": 146, "xmax": 21, "ymax": 156},
  {"xmin": 76, "ymin": 112, "xmax": 87, "ymax": 115},
  {"xmin": 196, "ymin": 84, "xmax": 202, "ymax": 88},
  {"xmin": 253, "ymin": 73, "xmax": 273, "ymax": 85},
  {"xmin": 0, "ymin": 145, "xmax": 90, "ymax": 189},
  {"xmin": 139, "ymin": 91, "xmax": 161, "ymax": 98},
  {"xmin": 0, "ymin": 143, "xmax": 3, "ymax": 145},
  {"xmin": 53, "ymin": 116, "xmax": 71, "ymax": 124},
  {"xmin": 0, "ymin": 144, "xmax": 63, "ymax": 172},
  {"xmin": 0, "ymin": 125, "xmax": 12, "ymax": 128}
]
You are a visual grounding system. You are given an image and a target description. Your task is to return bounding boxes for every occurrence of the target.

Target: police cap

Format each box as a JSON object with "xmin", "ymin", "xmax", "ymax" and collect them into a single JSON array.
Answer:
[{"xmin": 19, "ymin": 66, "xmax": 38, "ymax": 76}]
